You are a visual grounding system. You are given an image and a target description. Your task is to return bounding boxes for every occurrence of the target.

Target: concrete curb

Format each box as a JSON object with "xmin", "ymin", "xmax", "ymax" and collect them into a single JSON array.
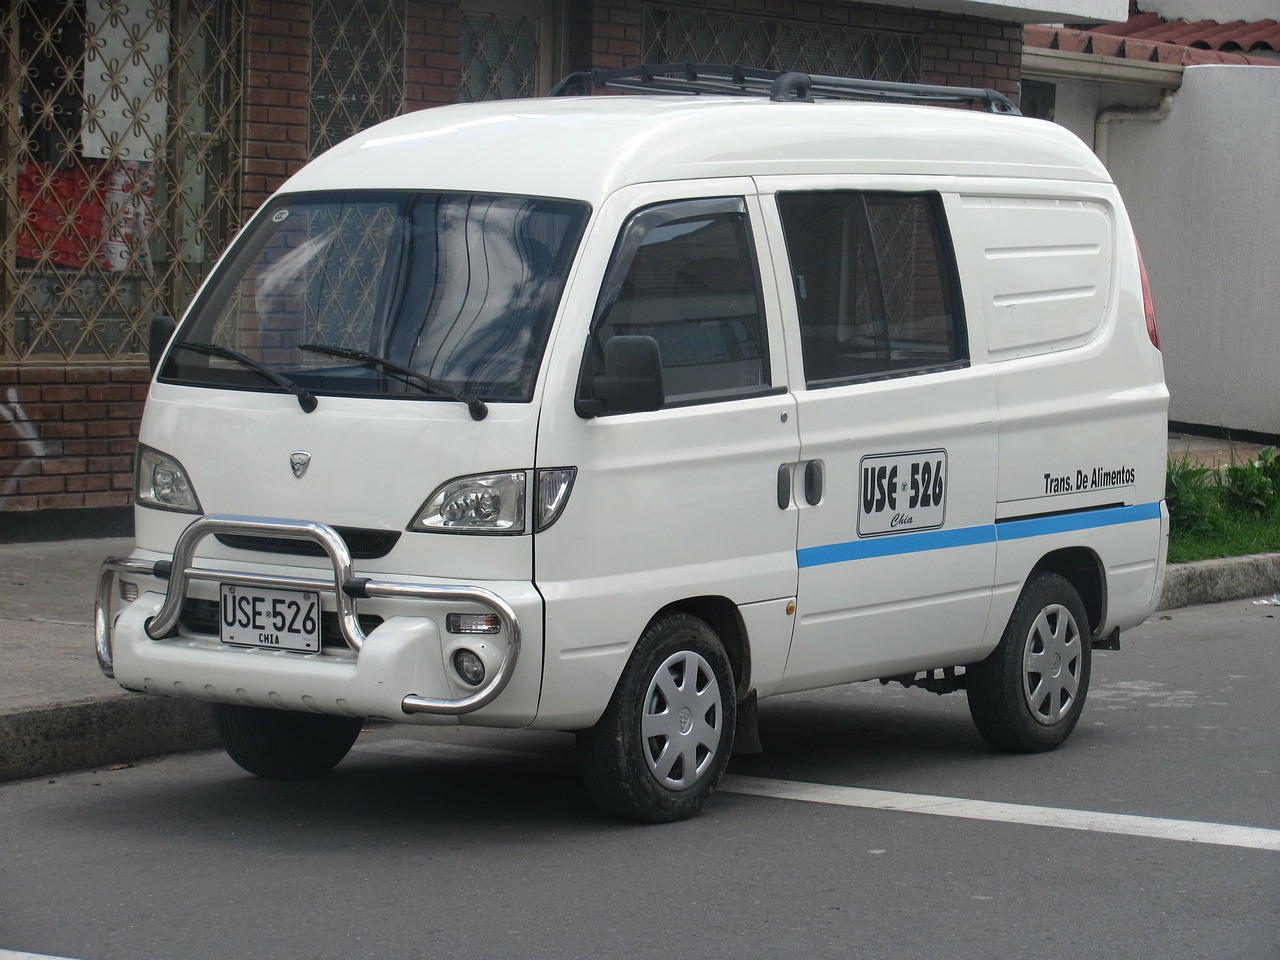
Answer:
[
  {"xmin": 2, "ymin": 553, "xmax": 1277, "ymax": 784},
  {"xmin": 0, "ymin": 695, "xmax": 217, "ymax": 783},
  {"xmin": 1157, "ymin": 552, "xmax": 1280, "ymax": 611}
]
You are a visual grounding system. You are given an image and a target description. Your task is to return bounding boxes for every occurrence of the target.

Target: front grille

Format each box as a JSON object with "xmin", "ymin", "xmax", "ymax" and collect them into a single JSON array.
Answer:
[
  {"xmin": 180, "ymin": 598, "xmax": 383, "ymax": 652},
  {"xmin": 214, "ymin": 527, "xmax": 401, "ymax": 560}
]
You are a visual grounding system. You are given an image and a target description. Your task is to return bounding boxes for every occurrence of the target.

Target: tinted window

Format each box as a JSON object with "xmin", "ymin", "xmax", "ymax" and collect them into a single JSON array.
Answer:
[
  {"xmin": 163, "ymin": 191, "xmax": 589, "ymax": 403},
  {"xmin": 777, "ymin": 192, "xmax": 966, "ymax": 387},
  {"xmin": 584, "ymin": 197, "xmax": 770, "ymax": 408}
]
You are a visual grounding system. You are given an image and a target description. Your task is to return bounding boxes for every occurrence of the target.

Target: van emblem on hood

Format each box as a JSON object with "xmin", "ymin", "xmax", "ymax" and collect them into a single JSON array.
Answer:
[{"xmin": 289, "ymin": 450, "xmax": 312, "ymax": 479}]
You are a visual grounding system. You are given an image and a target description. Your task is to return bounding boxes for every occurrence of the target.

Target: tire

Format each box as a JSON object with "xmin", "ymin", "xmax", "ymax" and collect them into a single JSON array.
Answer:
[
  {"xmin": 212, "ymin": 703, "xmax": 363, "ymax": 779},
  {"xmin": 966, "ymin": 571, "xmax": 1091, "ymax": 753},
  {"xmin": 578, "ymin": 613, "xmax": 737, "ymax": 823}
]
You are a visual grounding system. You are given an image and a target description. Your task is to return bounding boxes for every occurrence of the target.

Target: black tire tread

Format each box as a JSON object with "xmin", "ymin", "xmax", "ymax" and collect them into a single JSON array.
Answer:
[
  {"xmin": 966, "ymin": 570, "xmax": 1091, "ymax": 753},
  {"xmin": 213, "ymin": 703, "xmax": 363, "ymax": 779},
  {"xmin": 578, "ymin": 612, "xmax": 736, "ymax": 823}
]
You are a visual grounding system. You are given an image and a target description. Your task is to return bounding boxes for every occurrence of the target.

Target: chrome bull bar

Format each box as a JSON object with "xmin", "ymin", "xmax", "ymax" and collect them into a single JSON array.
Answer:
[{"xmin": 95, "ymin": 514, "xmax": 521, "ymax": 716}]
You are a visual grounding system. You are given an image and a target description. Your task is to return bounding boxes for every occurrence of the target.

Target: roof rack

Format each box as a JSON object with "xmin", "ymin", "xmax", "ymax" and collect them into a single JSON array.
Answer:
[{"xmin": 548, "ymin": 62, "xmax": 1021, "ymax": 115}]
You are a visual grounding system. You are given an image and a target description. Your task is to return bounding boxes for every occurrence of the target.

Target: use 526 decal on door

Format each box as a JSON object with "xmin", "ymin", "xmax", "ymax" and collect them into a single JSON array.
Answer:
[{"xmin": 858, "ymin": 450, "xmax": 948, "ymax": 536}]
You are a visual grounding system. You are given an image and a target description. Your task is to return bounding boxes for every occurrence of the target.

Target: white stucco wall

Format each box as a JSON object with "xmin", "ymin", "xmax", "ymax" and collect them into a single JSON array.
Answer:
[
  {"xmin": 1048, "ymin": 79, "xmax": 1101, "ymax": 139},
  {"xmin": 877, "ymin": 0, "xmax": 1127, "ymax": 23},
  {"xmin": 1103, "ymin": 66, "xmax": 1280, "ymax": 437},
  {"xmin": 1142, "ymin": 0, "xmax": 1280, "ymax": 22}
]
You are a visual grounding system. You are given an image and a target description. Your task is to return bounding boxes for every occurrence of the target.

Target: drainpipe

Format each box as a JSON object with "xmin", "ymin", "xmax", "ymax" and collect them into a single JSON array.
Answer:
[{"xmin": 1094, "ymin": 89, "xmax": 1176, "ymax": 165}]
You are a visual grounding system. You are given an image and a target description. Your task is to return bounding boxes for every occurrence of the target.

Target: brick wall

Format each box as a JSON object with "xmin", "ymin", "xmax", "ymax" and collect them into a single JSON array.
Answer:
[
  {"xmin": 243, "ymin": 0, "xmax": 462, "ymax": 214},
  {"xmin": 569, "ymin": 0, "xmax": 644, "ymax": 71},
  {"xmin": 405, "ymin": 3, "xmax": 462, "ymax": 108},
  {"xmin": 920, "ymin": 12, "xmax": 1022, "ymax": 97},
  {"xmin": 567, "ymin": 1, "xmax": 1021, "ymax": 98},
  {"xmin": 0, "ymin": 365, "xmax": 147, "ymax": 537},
  {"xmin": 243, "ymin": 0, "xmax": 312, "ymax": 217},
  {"xmin": 0, "ymin": 0, "xmax": 1021, "ymax": 537}
]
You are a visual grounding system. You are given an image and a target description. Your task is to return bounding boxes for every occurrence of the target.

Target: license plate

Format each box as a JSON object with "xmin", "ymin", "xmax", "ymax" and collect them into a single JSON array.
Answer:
[{"xmin": 219, "ymin": 584, "xmax": 320, "ymax": 653}]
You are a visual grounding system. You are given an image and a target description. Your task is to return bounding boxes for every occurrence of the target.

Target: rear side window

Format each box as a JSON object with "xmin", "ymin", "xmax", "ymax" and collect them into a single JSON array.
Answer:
[
  {"xmin": 583, "ymin": 197, "xmax": 770, "ymax": 408},
  {"xmin": 776, "ymin": 192, "xmax": 966, "ymax": 388}
]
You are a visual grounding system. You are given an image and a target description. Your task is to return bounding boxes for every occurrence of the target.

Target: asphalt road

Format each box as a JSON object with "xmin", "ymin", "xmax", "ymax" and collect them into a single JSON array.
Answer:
[{"xmin": 1, "ymin": 599, "xmax": 1276, "ymax": 960}]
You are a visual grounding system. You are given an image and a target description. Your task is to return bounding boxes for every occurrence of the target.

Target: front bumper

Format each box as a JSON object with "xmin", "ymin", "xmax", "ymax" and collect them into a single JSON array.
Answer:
[{"xmin": 96, "ymin": 514, "xmax": 526, "ymax": 719}]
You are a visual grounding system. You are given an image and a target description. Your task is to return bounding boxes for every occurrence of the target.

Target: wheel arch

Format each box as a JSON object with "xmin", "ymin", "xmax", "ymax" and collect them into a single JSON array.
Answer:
[
  {"xmin": 1031, "ymin": 547, "xmax": 1105, "ymax": 638},
  {"xmin": 653, "ymin": 596, "xmax": 752, "ymax": 700}
]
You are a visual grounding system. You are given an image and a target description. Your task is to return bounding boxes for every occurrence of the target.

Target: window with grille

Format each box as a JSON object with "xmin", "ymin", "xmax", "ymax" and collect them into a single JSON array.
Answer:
[
  {"xmin": 460, "ymin": 1, "xmax": 559, "ymax": 102},
  {"xmin": 642, "ymin": 3, "xmax": 921, "ymax": 82},
  {"xmin": 1, "ymin": 0, "xmax": 244, "ymax": 362},
  {"xmin": 309, "ymin": 0, "xmax": 406, "ymax": 156}
]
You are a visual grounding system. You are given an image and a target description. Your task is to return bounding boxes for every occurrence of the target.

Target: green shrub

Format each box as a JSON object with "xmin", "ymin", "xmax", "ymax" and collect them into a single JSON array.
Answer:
[
  {"xmin": 1166, "ymin": 452, "xmax": 1223, "ymax": 535},
  {"xmin": 1167, "ymin": 445, "xmax": 1280, "ymax": 562},
  {"xmin": 1221, "ymin": 447, "xmax": 1277, "ymax": 516}
]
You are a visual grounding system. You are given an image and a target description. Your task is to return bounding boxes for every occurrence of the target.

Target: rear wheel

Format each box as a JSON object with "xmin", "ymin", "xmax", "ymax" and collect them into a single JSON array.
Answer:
[
  {"xmin": 966, "ymin": 571, "xmax": 1091, "ymax": 752},
  {"xmin": 212, "ymin": 703, "xmax": 363, "ymax": 779},
  {"xmin": 579, "ymin": 613, "xmax": 736, "ymax": 823}
]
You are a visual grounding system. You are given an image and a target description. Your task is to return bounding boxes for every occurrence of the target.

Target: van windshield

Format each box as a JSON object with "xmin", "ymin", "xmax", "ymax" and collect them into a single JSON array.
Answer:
[{"xmin": 161, "ymin": 191, "xmax": 590, "ymax": 404}]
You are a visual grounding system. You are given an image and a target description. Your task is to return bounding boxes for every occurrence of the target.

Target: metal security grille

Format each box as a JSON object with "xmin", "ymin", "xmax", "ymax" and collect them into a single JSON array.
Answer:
[
  {"xmin": 866, "ymin": 200, "xmax": 937, "ymax": 345},
  {"xmin": 459, "ymin": 8, "xmax": 545, "ymax": 101},
  {"xmin": 308, "ymin": 0, "xmax": 406, "ymax": 156},
  {"xmin": 642, "ymin": 4, "xmax": 921, "ymax": 82},
  {"xmin": 301, "ymin": 205, "xmax": 396, "ymax": 350},
  {"xmin": 0, "ymin": 0, "xmax": 245, "ymax": 363}
]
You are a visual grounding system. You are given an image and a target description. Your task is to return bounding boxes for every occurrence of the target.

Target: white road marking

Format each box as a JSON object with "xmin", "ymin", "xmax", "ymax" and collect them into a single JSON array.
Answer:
[
  {"xmin": 361, "ymin": 738, "xmax": 1280, "ymax": 851},
  {"xmin": 719, "ymin": 775, "xmax": 1280, "ymax": 852},
  {"xmin": 0, "ymin": 952, "xmax": 83, "ymax": 960}
]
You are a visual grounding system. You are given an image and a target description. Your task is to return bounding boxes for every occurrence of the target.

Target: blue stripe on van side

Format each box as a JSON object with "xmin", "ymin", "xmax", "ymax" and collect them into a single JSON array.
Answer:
[
  {"xmin": 796, "ymin": 501, "xmax": 1162, "ymax": 569},
  {"xmin": 994, "ymin": 501, "xmax": 1162, "ymax": 542}
]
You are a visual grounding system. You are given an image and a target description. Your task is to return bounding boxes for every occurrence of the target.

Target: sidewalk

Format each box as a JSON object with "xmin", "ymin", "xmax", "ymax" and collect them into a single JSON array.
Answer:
[
  {"xmin": 1168, "ymin": 430, "xmax": 1267, "ymax": 468},
  {"xmin": 2, "ymin": 434, "xmax": 1277, "ymax": 782},
  {"xmin": 0, "ymin": 538, "xmax": 218, "ymax": 782}
]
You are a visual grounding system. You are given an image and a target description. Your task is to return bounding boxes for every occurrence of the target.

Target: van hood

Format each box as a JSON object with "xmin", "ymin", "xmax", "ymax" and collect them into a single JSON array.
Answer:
[{"xmin": 135, "ymin": 384, "xmax": 537, "ymax": 582}]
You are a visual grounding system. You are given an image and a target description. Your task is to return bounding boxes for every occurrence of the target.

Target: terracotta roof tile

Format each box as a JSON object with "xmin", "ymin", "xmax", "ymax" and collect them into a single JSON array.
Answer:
[
  {"xmin": 1124, "ymin": 38, "xmax": 1160, "ymax": 62},
  {"xmin": 1026, "ymin": 11, "xmax": 1280, "ymax": 67},
  {"xmin": 1092, "ymin": 17, "xmax": 1280, "ymax": 53},
  {"xmin": 1091, "ymin": 33, "xmax": 1126, "ymax": 58}
]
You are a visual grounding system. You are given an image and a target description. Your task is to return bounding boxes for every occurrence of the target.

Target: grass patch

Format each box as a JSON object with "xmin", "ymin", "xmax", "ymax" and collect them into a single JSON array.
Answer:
[{"xmin": 1167, "ymin": 446, "xmax": 1280, "ymax": 563}]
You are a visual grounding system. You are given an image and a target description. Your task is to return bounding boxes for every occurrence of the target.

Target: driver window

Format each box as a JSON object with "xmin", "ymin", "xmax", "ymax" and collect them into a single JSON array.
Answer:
[{"xmin": 585, "ymin": 197, "xmax": 771, "ymax": 408}]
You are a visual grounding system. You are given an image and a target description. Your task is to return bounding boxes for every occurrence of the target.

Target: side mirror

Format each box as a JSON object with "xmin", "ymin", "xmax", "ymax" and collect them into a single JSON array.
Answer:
[
  {"xmin": 581, "ymin": 335, "xmax": 664, "ymax": 417},
  {"xmin": 149, "ymin": 315, "xmax": 176, "ymax": 374}
]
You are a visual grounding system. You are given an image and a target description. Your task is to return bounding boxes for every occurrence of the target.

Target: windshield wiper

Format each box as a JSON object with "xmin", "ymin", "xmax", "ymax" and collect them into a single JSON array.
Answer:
[
  {"xmin": 175, "ymin": 342, "xmax": 317, "ymax": 413},
  {"xmin": 299, "ymin": 343, "xmax": 488, "ymax": 421}
]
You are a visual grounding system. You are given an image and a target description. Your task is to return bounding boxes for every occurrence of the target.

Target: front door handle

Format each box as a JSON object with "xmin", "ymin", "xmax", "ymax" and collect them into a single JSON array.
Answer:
[{"xmin": 804, "ymin": 459, "xmax": 824, "ymax": 506}]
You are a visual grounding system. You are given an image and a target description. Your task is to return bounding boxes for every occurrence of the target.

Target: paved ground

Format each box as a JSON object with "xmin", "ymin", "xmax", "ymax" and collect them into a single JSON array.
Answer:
[
  {"xmin": 1168, "ymin": 430, "xmax": 1266, "ymax": 468},
  {"xmin": 1, "ymin": 600, "xmax": 1277, "ymax": 960},
  {"xmin": 0, "ymin": 434, "xmax": 1276, "ymax": 783}
]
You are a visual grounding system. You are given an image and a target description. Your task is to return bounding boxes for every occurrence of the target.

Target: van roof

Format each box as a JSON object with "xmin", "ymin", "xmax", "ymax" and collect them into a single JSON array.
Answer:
[{"xmin": 282, "ymin": 95, "xmax": 1111, "ymax": 202}]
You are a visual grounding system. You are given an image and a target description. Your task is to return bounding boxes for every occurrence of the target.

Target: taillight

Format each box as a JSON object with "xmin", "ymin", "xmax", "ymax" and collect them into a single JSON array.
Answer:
[{"xmin": 1137, "ymin": 244, "xmax": 1160, "ymax": 350}]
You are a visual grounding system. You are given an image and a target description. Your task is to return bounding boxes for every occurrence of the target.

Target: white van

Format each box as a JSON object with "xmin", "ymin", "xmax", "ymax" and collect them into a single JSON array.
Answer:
[{"xmin": 97, "ymin": 65, "xmax": 1169, "ymax": 822}]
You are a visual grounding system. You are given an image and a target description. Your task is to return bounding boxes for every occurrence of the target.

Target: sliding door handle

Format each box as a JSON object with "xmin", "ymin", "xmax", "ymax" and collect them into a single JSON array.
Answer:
[{"xmin": 804, "ymin": 459, "xmax": 824, "ymax": 506}]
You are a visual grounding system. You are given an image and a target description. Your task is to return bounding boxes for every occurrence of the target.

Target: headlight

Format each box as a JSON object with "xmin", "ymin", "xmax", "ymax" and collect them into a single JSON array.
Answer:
[
  {"xmin": 135, "ymin": 445, "xmax": 202, "ymax": 513},
  {"xmin": 410, "ymin": 472, "xmax": 526, "ymax": 534}
]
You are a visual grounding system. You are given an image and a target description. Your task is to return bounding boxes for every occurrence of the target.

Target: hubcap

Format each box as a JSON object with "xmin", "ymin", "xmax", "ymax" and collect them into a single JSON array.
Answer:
[
  {"xmin": 1022, "ymin": 603, "xmax": 1082, "ymax": 725},
  {"xmin": 641, "ymin": 650, "xmax": 724, "ymax": 791}
]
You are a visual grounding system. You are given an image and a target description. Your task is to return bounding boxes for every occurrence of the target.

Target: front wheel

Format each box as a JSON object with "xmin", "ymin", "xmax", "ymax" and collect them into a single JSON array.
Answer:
[
  {"xmin": 212, "ymin": 703, "xmax": 363, "ymax": 779},
  {"xmin": 578, "ymin": 613, "xmax": 736, "ymax": 823},
  {"xmin": 966, "ymin": 571, "xmax": 1091, "ymax": 752}
]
